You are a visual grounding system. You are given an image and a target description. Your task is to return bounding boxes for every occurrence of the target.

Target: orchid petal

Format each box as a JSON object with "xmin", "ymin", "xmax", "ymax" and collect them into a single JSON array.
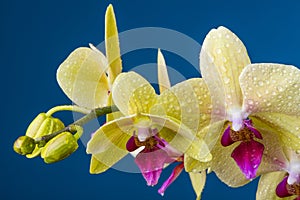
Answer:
[
  {"xmin": 244, "ymin": 119, "xmax": 263, "ymax": 139},
  {"xmin": 111, "ymin": 72, "xmax": 157, "ymax": 115},
  {"xmin": 105, "ymin": 4, "xmax": 122, "ymax": 84},
  {"xmin": 240, "ymin": 63, "xmax": 300, "ymax": 116},
  {"xmin": 157, "ymin": 49, "xmax": 171, "ymax": 93},
  {"xmin": 87, "ymin": 117, "xmax": 134, "ymax": 173},
  {"xmin": 200, "ymin": 26, "xmax": 250, "ymax": 116},
  {"xmin": 135, "ymin": 148, "xmax": 169, "ymax": 186},
  {"xmin": 158, "ymin": 162, "xmax": 184, "ymax": 196},
  {"xmin": 155, "ymin": 78, "xmax": 217, "ymax": 142},
  {"xmin": 89, "ymin": 154, "xmax": 122, "ymax": 174},
  {"xmin": 189, "ymin": 171, "xmax": 206, "ymax": 200},
  {"xmin": 256, "ymin": 172, "xmax": 294, "ymax": 200},
  {"xmin": 57, "ymin": 47, "xmax": 109, "ymax": 109},
  {"xmin": 210, "ymin": 133, "xmax": 249, "ymax": 187},
  {"xmin": 251, "ymin": 116, "xmax": 290, "ymax": 174},
  {"xmin": 87, "ymin": 116, "xmax": 134, "ymax": 155},
  {"xmin": 184, "ymin": 155, "xmax": 210, "ymax": 172},
  {"xmin": 253, "ymin": 113, "xmax": 300, "ymax": 150}
]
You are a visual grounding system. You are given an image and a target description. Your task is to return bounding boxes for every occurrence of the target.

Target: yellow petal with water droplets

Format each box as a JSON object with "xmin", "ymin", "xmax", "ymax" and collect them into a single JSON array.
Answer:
[
  {"xmin": 256, "ymin": 172, "xmax": 294, "ymax": 200},
  {"xmin": 157, "ymin": 49, "xmax": 170, "ymax": 93},
  {"xmin": 86, "ymin": 116, "xmax": 134, "ymax": 155},
  {"xmin": 209, "ymin": 124, "xmax": 249, "ymax": 187},
  {"xmin": 148, "ymin": 114, "xmax": 212, "ymax": 162},
  {"xmin": 252, "ymin": 113, "xmax": 300, "ymax": 150},
  {"xmin": 250, "ymin": 116, "xmax": 289, "ymax": 175},
  {"xmin": 89, "ymin": 152, "xmax": 127, "ymax": 174},
  {"xmin": 240, "ymin": 63, "xmax": 300, "ymax": 116},
  {"xmin": 200, "ymin": 26, "xmax": 250, "ymax": 114},
  {"xmin": 106, "ymin": 92, "xmax": 124, "ymax": 122},
  {"xmin": 189, "ymin": 171, "xmax": 206, "ymax": 200},
  {"xmin": 112, "ymin": 72, "xmax": 157, "ymax": 115},
  {"xmin": 184, "ymin": 155, "xmax": 210, "ymax": 172},
  {"xmin": 57, "ymin": 47, "xmax": 109, "ymax": 109},
  {"xmin": 105, "ymin": 4, "xmax": 122, "ymax": 85},
  {"xmin": 154, "ymin": 78, "xmax": 211, "ymax": 134}
]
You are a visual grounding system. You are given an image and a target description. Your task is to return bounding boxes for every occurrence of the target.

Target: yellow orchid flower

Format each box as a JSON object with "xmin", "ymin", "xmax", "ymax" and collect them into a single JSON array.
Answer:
[
  {"xmin": 56, "ymin": 4, "xmax": 124, "ymax": 173},
  {"xmin": 56, "ymin": 5, "xmax": 121, "ymax": 110},
  {"xmin": 87, "ymin": 71, "xmax": 211, "ymax": 196},
  {"xmin": 157, "ymin": 49, "xmax": 206, "ymax": 199},
  {"xmin": 198, "ymin": 26, "xmax": 300, "ymax": 186},
  {"xmin": 253, "ymin": 127, "xmax": 300, "ymax": 200}
]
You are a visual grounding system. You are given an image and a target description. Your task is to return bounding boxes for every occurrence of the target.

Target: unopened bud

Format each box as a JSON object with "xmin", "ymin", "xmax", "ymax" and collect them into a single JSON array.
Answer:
[
  {"xmin": 13, "ymin": 136, "xmax": 36, "ymax": 155},
  {"xmin": 24, "ymin": 113, "xmax": 65, "ymax": 158},
  {"xmin": 41, "ymin": 132, "xmax": 78, "ymax": 164}
]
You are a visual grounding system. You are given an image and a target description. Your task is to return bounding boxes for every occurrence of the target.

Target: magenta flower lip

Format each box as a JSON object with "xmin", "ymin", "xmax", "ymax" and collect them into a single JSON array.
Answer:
[
  {"xmin": 126, "ymin": 128, "xmax": 183, "ymax": 193},
  {"xmin": 221, "ymin": 119, "xmax": 264, "ymax": 179}
]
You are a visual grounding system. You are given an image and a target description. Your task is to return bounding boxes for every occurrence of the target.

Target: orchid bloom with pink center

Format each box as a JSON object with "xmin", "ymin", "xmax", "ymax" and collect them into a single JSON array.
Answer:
[
  {"xmin": 86, "ymin": 71, "xmax": 211, "ymax": 195},
  {"xmin": 254, "ymin": 131, "xmax": 300, "ymax": 200},
  {"xmin": 199, "ymin": 26, "xmax": 300, "ymax": 186}
]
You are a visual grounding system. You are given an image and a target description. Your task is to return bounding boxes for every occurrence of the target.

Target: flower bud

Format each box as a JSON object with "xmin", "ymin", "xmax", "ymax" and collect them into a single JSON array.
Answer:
[
  {"xmin": 13, "ymin": 136, "xmax": 36, "ymax": 155},
  {"xmin": 41, "ymin": 132, "xmax": 78, "ymax": 164},
  {"xmin": 24, "ymin": 113, "xmax": 65, "ymax": 158}
]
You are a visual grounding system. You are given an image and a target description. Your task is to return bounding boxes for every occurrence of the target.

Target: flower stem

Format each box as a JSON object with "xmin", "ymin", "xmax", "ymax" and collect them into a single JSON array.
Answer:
[
  {"xmin": 35, "ymin": 105, "xmax": 118, "ymax": 146},
  {"xmin": 46, "ymin": 105, "xmax": 91, "ymax": 116}
]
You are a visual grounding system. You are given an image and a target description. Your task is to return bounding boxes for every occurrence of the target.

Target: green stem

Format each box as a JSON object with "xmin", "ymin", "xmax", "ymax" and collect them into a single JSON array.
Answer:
[
  {"xmin": 35, "ymin": 105, "xmax": 118, "ymax": 146},
  {"xmin": 46, "ymin": 105, "xmax": 91, "ymax": 116}
]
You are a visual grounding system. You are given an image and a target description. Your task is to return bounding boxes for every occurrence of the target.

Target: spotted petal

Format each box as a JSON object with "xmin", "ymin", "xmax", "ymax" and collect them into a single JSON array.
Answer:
[
  {"xmin": 57, "ymin": 47, "xmax": 109, "ymax": 109},
  {"xmin": 112, "ymin": 72, "xmax": 157, "ymax": 115},
  {"xmin": 252, "ymin": 113, "xmax": 300, "ymax": 153},
  {"xmin": 256, "ymin": 172, "xmax": 294, "ymax": 200},
  {"xmin": 86, "ymin": 116, "xmax": 133, "ymax": 173},
  {"xmin": 209, "ymin": 132, "xmax": 249, "ymax": 187},
  {"xmin": 200, "ymin": 26, "xmax": 251, "ymax": 120},
  {"xmin": 240, "ymin": 63, "xmax": 300, "ymax": 116}
]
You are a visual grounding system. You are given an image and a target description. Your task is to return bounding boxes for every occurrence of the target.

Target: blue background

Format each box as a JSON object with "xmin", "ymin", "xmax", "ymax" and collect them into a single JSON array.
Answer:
[{"xmin": 1, "ymin": 0, "xmax": 300, "ymax": 199}]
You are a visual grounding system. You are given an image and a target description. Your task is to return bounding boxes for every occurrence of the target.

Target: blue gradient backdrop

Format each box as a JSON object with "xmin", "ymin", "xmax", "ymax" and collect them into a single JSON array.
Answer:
[{"xmin": 1, "ymin": 0, "xmax": 300, "ymax": 199}]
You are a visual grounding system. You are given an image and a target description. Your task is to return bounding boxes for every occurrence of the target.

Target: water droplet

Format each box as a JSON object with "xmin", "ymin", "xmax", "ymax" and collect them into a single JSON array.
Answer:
[
  {"xmin": 277, "ymin": 86, "xmax": 284, "ymax": 92},
  {"xmin": 224, "ymin": 77, "xmax": 230, "ymax": 84},
  {"xmin": 258, "ymin": 81, "xmax": 264, "ymax": 86},
  {"xmin": 248, "ymin": 99, "xmax": 254, "ymax": 105}
]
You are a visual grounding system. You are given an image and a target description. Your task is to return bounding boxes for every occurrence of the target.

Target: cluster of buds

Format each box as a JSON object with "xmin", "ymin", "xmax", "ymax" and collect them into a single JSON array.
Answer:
[{"xmin": 13, "ymin": 113, "xmax": 82, "ymax": 164}]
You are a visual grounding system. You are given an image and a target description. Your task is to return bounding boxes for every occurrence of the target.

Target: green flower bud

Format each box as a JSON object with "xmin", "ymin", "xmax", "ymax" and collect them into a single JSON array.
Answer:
[
  {"xmin": 24, "ymin": 113, "xmax": 65, "ymax": 158},
  {"xmin": 41, "ymin": 132, "xmax": 78, "ymax": 164},
  {"xmin": 13, "ymin": 136, "xmax": 36, "ymax": 155}
]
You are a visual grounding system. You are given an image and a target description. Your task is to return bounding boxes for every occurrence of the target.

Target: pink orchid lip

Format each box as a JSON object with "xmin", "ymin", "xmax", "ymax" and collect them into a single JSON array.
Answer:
[
  {"xmin": 231, "ymin": 140, "xmax": 264, "ymax": 179},
  {"xmin": 126, "ymin": 128, "xmax": 183, "ymax": 190},
  {"xmin": 221, "ymin": 119, "xmax": 264, "ymax": 180}
]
